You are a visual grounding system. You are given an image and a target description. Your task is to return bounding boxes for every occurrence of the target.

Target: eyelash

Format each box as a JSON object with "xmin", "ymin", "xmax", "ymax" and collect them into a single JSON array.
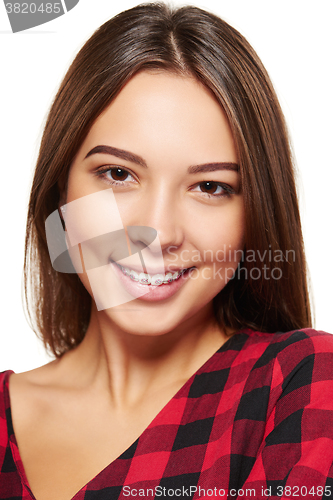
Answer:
[
  {"xmin": 95, "ymin": 166, "xmax": 137, "ymax": 185},
  {"xmin": 191, "ymin": 181, "xmax": 235, "ymax": 198},
  {"xmin": 95, "ymin": 166, "xmax": 235, "ymax": 198}
]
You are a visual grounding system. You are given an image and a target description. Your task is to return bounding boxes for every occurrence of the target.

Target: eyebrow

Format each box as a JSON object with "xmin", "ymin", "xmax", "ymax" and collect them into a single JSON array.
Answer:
[
  {"xmin": 85, "ymin": 145, "xmax": 147, "ymax": 168},
  {"xmin": 85, "ymin": 145, "xmax": 239, "ymax": 173},
  {"xmin": 188, "ymin": 162, "xmax": 239, "ymax": 174}
]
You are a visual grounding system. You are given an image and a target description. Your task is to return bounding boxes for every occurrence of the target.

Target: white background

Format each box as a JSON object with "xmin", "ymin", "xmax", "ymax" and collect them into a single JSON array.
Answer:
[{"xmin": 0, "ymin": 0, "xmax": 332, "ymax": 372}]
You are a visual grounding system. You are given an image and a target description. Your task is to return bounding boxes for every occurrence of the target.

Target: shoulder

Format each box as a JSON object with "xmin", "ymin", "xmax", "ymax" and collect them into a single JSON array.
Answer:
[
  {"xmin": 264, "ymin": 328, "xmax": 333, "ymax": 365},
  {"xmin": 229, "ymin": 328, "xmax": 333, "ymax": 385},
  {"xmin": 271, "ymin": 327, "xmax": 333, "ymax": 346},
  {"xmin": 215, "ymin": 328, "xmax": 333, "ymax": 376},
  {"xmin": 242, "ymin": 328, "xmax": 333, "ymax": 393},
  {"xmin": 241, "ymin": 327, "xmax": 333, "ymax": 358}
]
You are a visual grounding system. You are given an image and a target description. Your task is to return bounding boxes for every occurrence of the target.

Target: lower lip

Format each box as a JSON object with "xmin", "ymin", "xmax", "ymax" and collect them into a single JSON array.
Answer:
[{"xmin": 111, "ymin": 263, "xmax": 193, "ymax": 302}]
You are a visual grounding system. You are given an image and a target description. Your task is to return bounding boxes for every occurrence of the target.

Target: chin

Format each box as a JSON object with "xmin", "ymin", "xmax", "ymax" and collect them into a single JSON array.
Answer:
[{"xmin": 99, "ymin": 300, "xmax": 194, "ymax": 338}]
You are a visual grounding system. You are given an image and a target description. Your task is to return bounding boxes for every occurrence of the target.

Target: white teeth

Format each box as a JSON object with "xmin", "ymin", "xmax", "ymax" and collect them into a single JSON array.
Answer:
[
  {"xmin": 138, "ymin": 272, "xmax": 151, "ymax": 285},
  {"xmin": 163, "ymin": 273, "xmax": 174, "ymax": 284},
  {"xmin": 118, "ymin": 265, "xmax": 187, "ymax": 285},
  {"xmin": 150, "ymin": 274, "xmax": 165, "ymax": 286},
  {"xmin": 129, "ymin": 270, "xmax": 139, "ymax": 281}
]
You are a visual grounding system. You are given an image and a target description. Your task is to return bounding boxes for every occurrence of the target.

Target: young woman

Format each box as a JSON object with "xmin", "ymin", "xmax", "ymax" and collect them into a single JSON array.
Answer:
[{"xmin": 1, "ymin": 3, "xmax": 333, "ymax": 500}]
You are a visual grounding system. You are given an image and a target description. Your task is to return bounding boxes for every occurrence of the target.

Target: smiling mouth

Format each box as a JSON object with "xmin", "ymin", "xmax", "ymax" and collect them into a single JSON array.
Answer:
[{"xmin": 115, "ymin": 264, "xmax": 191, "ymax": 286}]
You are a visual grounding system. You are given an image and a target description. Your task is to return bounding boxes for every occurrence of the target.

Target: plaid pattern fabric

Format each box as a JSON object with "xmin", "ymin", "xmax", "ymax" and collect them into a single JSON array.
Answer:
[{"xmin": 1, "ymin": 328, "xmax": 333, "ymax": 499}]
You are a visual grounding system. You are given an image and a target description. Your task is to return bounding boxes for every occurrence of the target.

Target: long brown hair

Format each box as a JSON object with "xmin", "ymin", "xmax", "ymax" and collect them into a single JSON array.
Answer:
[{"xmin": 25, "ymin": 2, "xmax": 312, "ymax": 357}]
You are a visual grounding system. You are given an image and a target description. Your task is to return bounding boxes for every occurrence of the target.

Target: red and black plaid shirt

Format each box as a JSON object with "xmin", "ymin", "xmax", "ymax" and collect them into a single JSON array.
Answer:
[{"xmin": 1, "ymin": 328, "xmax": 333, "ymax": 499}]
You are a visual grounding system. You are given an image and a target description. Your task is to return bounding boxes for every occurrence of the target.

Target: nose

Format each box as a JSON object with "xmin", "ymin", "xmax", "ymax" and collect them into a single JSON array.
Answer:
[{"xmin": 126, "ymin": 190, "xmax": 184, "ymax": 254}]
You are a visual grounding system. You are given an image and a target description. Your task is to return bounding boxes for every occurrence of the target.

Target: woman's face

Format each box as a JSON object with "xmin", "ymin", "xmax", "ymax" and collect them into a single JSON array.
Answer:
[{"xmin": 65, "ymin": 71, "xmax": 244, "ymax": 336}]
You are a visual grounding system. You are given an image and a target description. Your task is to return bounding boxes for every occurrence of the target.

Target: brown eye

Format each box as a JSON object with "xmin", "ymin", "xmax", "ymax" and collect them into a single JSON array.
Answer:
[
  {"xmin": 199, "ymin": 181, "xmax": 219, "ymax": 194},
  {"xmin": 110, "ymin": 168, "xmax": 129, "ymax": 181},
  {"xmin": 192, "ymin": 181, "xmax": 234, "ymax": 198}
]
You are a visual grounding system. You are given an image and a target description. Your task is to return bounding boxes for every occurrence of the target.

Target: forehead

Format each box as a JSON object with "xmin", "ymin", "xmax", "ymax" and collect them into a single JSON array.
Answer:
[{"xmin": 79, "ymin": 71, "xmax": 237, "ymax": 166}]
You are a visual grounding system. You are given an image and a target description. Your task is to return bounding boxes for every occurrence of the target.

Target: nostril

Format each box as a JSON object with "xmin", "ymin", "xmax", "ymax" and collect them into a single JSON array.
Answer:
[{"xmin": 126, "ymin": 226, "xmax": 158, "ymax": 250}]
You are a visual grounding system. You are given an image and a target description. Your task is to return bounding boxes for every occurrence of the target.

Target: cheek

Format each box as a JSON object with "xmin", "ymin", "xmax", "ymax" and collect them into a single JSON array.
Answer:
[
  {"xmin": 193, "ymin": 203, "xmax": 245, "ymax": 264},
  {"xmin": 63, "ymin": 187, "xmax": 124, "ymax": 253}
]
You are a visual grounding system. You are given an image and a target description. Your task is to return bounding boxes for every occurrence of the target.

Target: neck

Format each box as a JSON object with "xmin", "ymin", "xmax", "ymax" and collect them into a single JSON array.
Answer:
[{"xmin": 57, "ymin": 301, "xmax": 230, "ymax": 408}]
